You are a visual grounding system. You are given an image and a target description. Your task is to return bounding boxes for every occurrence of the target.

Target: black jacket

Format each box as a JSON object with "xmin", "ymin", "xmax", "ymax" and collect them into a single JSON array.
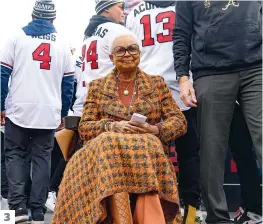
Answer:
[{"xmin": 173, "ymin": 1, "xmax": 262, "ymax": 80}]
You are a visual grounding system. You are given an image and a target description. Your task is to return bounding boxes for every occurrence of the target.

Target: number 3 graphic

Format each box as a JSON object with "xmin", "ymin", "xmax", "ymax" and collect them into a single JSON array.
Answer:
[{"xmin": 4, "ymin": 213, "xmax": 10, "ymax": 221}]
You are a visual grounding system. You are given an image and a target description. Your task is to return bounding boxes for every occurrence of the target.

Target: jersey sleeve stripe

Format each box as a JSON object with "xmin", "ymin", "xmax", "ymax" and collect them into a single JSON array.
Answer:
[
  {"xmin": 64, "ymin": 72, "xmax": 75, "ymax": 76},
  {"xmin": 1, "ymin": 62, "xmax": 13, "ymax": 70}
]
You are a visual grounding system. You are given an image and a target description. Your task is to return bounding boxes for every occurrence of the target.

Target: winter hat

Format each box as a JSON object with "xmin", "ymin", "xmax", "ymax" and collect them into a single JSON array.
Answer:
[
  {"xmin": 32, "ymin": 0, "xmax": 56, "ymax": 20},
  {"xmin": 95, "ymin": 0, "xmax": 124, "ymax": 15}
]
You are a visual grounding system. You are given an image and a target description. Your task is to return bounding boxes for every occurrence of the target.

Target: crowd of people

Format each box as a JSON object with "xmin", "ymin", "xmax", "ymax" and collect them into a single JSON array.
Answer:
[{"xmin": 0, "ymin": 0, "xmax": 262, "ymax": 224}]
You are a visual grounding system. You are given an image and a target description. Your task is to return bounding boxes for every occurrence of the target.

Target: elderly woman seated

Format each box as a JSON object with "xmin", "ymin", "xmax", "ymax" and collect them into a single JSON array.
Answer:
[{"xmin": 51, "ymin": 35, "xmax": 187, "ymax": 224}]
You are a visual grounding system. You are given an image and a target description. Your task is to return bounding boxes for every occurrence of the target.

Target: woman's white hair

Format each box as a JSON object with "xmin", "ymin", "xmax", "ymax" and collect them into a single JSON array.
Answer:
[{"xmin": 109, "ymin": 33, "xmax": 141, "ymax": 54}]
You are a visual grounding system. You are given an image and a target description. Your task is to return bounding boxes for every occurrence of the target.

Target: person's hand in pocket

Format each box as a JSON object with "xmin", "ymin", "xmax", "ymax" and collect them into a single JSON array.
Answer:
[
  {"xmin": 1, "ymin": 110, "xmax": 6, "ymax": 126},
  {"xmin": 56, "ymin": 117, "xmax": 65, "ymax": 131}
]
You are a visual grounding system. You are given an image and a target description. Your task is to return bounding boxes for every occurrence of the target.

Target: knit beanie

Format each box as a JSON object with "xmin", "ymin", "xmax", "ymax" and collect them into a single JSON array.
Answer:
[
  {"xmin": 32, "ymin": 0, "xmax": 56, "ymax": 20},
  {"xmin": 95, "ymin": 0, "xmax": 124, "ymax": 15}
]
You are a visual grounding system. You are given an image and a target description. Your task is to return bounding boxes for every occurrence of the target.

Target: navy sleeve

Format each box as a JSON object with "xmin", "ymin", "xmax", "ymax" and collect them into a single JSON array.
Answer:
[
  {"xmin": 61, "ymin": 74, "xmax": 74, "ymax": 117},
  {"xmin": 1, "ymin": 65, "xmax": 12, "ymax": 111},
  {"xmin": 173, "ymin": 1, "xmax": 194, "ymax": 77}
]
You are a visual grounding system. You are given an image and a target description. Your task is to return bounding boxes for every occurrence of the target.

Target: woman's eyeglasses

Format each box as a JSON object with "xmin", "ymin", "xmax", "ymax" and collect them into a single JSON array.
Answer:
[{"xmin": 113, "ymin": 44, "xmax": 140, "ymax": 57}]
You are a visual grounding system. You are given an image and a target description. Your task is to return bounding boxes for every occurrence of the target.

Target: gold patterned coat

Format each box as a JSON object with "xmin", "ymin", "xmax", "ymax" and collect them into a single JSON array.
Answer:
[{"xmin": 51, "ymin": 68, "xmax": 187, "ymax": 224}]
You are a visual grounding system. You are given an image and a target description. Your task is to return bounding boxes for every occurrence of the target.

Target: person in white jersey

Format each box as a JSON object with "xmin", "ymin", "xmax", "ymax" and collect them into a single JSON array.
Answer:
[
  {"xmin": 0, "ymin": 0, "xmax": 75, "ymax": 223},
  {"xmin": 126, "ymin": 1, "xmax": 203, "ymax": 223},
  {"xmin": 72, "ymin": 0, "xmax": 134, "ymax": 116},
  {"xmin": 45, "ymin": 55, "xmax": 83, "ymax": 212}
]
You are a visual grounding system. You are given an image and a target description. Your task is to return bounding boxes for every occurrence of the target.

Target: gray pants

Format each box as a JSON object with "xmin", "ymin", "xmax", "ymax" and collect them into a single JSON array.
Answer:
[
  {"xmin": 193, "ymin": 67, "xmax": 262, "ymax": 224},
  {"xmin": 4, "ymin": 118, "xmax": 55, "ymax": 214}
]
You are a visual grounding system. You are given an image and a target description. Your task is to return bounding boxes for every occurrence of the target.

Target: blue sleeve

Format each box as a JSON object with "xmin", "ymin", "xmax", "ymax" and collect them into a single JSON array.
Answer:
[
  {"xmin": 1, "ymin": 66, "xmax": 12, "ymax": 111},
  {"xmin": 61, "ymin": 75, "xmax": 74, "ymax": 117}
]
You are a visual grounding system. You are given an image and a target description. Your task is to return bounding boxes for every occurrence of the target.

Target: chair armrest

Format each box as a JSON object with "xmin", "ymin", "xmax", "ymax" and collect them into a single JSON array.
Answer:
[{"xmin": 64, "ymin": 116, "xmax": 81, "ymax": 131}]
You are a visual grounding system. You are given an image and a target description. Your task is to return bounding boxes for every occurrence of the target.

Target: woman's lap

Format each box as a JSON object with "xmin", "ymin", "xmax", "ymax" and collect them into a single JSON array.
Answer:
[{"xmin": 51, "ymin": 133, "xmax": 179, "ymax": 224}]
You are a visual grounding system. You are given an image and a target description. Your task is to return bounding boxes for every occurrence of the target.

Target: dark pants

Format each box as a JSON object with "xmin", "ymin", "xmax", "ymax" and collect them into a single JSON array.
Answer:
[
  {"xmin": 1, "ymin": 132, "xmax": 32, "ymax": 201},
  {"xmin": 50, "ymin": 140, "xmax": 66, "ymax": 192},
  {"xmin": 194, "ymin": 67, "xmax": 262, "ymax": 223},
  {"xmin": 175, "ymin": 108, "xmax": 201, "ymax": 208},
  {"xmin": 229, "ymin": 104, "xmax": 262, "ymax": 215},
  {"xmin": 4, "ymin": 118, "xmax": 55, "ymax": 214},
  {"xmin": 1, "ymin": 132, "xmax": 8, "ymax": 198},
  {"xmin": 50, "ymin": 158, "xmax": 66, "ymax": 193}
]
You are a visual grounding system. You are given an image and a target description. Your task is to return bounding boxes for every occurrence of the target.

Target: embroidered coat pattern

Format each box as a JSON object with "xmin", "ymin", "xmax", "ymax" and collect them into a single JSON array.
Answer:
[{"xmin": 51, "ymin": 69, "xmax": 187, "ymax": 224}]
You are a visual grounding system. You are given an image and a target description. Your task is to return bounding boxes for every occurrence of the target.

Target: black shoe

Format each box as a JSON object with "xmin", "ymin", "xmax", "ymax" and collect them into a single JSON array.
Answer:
[
  {"xmin": 15, "ymin": 203, "xmax": 29, "ymax": 223},
  {"xmin": 32, "ymin": 212, "xmax": 44, "ymax": 221},
  {"xmin": 31, "ymin": 212, "xmax": 44, "ymax": 224}
]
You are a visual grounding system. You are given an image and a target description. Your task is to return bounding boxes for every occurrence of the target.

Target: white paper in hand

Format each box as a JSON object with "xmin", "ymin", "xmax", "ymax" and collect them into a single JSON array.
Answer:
[{"xmin": 130, "ymin": 113, "xmax": 147, "ymax": 124}]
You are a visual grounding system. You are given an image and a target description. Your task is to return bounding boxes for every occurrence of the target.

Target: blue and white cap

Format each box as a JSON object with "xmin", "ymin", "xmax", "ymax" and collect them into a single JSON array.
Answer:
[
  {"xmin": 32, "ymin": 0, "xmax": 56, "ymax": 20},
  {"xmin": 95, "ymin": 0, "xmax": 124, "ymax": 15}
]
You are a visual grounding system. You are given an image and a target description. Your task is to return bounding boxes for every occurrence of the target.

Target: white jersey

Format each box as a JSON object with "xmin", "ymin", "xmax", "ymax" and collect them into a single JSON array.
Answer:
[
  {"xmin": 0, "ymin": 29, "xmax": 75, "ymax": 129},
  {"xmin": 73, "ymin": 22, "xmax": 133, "ymax": 116},
  {"xmin": 74, "ymin": 55, "xmax": 83, "ymax": 83},
  {"xmin": 126, "ymin": 1, "xmax": 191, "ymax": 110},
  {"xmin": 72, "ymin": 55, "xmax": 85, "ymax": 116}
]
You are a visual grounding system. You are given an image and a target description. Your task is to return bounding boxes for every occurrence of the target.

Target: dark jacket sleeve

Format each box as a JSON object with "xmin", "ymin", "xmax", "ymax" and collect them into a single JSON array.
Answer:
[
  {"xmin": 173, "ymin": 1, "xmax": 193, "ymax": 77},
  {"xmin": 61, "ymin": 74, "xmax": 74, "ymax": 117},
  {"xmin": 1, "ymin": 66, "xmax": 12, "ymax": 110}
]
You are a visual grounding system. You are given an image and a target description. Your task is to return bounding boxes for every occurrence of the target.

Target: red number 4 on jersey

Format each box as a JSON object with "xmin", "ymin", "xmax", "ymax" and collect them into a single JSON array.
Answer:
[
  {"xmin": 82, "ymin": 40, "xmax": 99, "ymax": 71},
  {"xmin": 32, "ymin": 43, "xmax": 51, "ymax": 70}
]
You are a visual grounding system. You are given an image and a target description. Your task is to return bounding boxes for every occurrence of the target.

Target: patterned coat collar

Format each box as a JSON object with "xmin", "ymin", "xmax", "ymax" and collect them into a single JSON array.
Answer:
[
  {"xmin": 99, "ymin": 68, "xmax": 155, "ymax": 120},
  {"xmin": 100, "ymin": 67, "xmax": 154, "ymax": 98}
]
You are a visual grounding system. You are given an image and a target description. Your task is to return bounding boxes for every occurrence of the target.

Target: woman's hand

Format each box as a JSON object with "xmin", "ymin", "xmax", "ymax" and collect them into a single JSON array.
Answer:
[
  {"xmin": 111, "ymin": 121, "xmax": 159, "ymax": 135},
  {"xmin": 127, "ymin": 121, "xmax": 159, "ymax": 135},
  {"xmin": 111, "ymin": 121, "xmax": 135, "ymax": 133}
]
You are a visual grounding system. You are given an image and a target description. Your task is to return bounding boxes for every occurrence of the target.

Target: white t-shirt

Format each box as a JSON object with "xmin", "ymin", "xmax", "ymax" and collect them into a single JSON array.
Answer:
[
  {"xmin": 73, "ymin": 22, "xmax": 133, "ymax": 116},
  {"xmin": 126, "ymin": 1, "xmax": 192, "ymax": 111},
  {"xmin": 0, "ymin": 29, "xmax": 75, "ymax": 129}
]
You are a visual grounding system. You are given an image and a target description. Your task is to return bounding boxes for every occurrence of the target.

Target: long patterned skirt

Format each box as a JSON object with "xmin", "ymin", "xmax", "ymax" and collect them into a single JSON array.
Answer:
[{"xmin": 51, "ymin": 132, "xmax": 180, "ymax": 224}]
